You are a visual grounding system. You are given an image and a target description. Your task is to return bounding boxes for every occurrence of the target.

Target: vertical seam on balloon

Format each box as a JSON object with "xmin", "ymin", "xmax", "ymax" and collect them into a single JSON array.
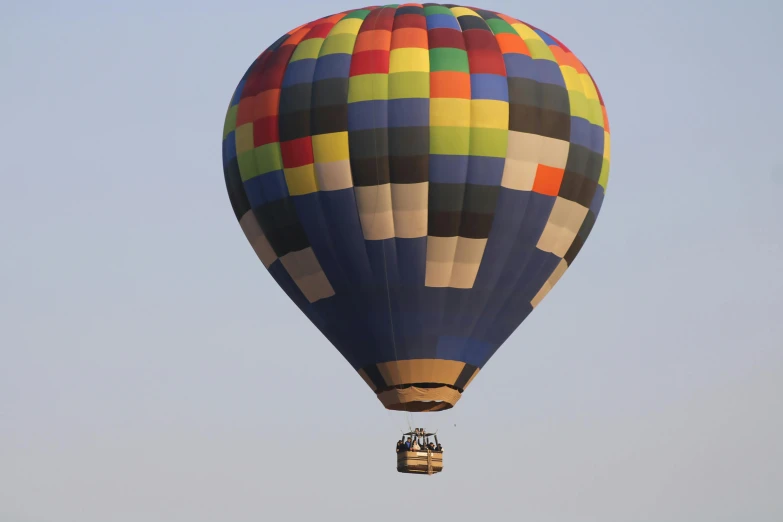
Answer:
[
  {"xmin": 304, "ymin": 12, "xmax": 355, "ymax": 285},
  {"xmin": 361, "ymin": 7, "xmax": 393, "ymax": 242},
  {"xmin": 412, "ymin": 5, "xmax": 436, "ymax": 389},
  {"xmin": 571, "ymin": 42, "xmax": 596, "ymax": 262},
  {"xmin": 387, "ymin": 7, "xmax": 400, "ymax": 364},
  {"xmin": 309, "ymin": 10, "xmax": 376, "ymax": 368},
  {"xmin": 586, "ymin": 66, "xmax": 610, "ymax": 196},
  {"xmin": 451, "ymin": 7, "xmax": 480, "ymax": 361},
  {"xmin": 462, "ymin": 13, "xmax": 552, "ymax": 354},
  {"xmin": 477, "ymin": 21, "xmax": 576, "ymax": 345},
  {"xmin": 224, "ymin": 55, "xmax": 260, "ymax": 221},
  {"xmin": 443, "ymin": 6, "xmax": 477, "ymax": 365},
  {"xmin": 547, "ymin": 29, "xmax": 599, "ymax": 278},
  {"xmin": 229, "ymin": 44, "xmax": 287, "ymax": 271},
  {"xmin": 267, "ymin": 22, "xmax": 337, "ymax": 305},
  {"xmin": 450, "ymin": 8, "xmax": 470, "ymax": 289},
  {"xmin": 451, "ymin": 7, "xmax": 504, "ymax": 358},
  {"xmin": 455, "ymin": 7, "xmax": 510, "ymax": 364},
  {"xmin": 345, "ymin": 7, "xmax": 377, "ymax": 368},
  {"xmin": 347, "ymin": 6, "xmax": 401, "ymax": 377},
  {"xmin": 469, "ymin": 10, "xmax": 509, "ymax": 274},
  {"xmin": 255, "ymin": 27, "xmax": 312, "ymax": 205},
  {"xmin": 385, "ymin": 7, "xmax": 401, "ymax": 365},
  {"xmin": 553, "ymin": 30, "xmax": 588, "ymax": 272},
  {"xmin": 233, "ymin": 50, "xmax": 274, "ymax": 219},
  {"xmin": 565, "ymin": 61, "xmax": 599, "ymax": 268},
  {"xmin": 367, "ymin": 4, "xmax": 410, "ymax": 425},
  {"xmin": 524, "ymin": 30, "xmax": 577, "ymax": 296},
  {"xmin": 322, "ymin": 11, "xmax": 380, "ymax": 367},
  {"xmin": 330, "ymin": 6, "xmax": 377, "ymax": 368},
  {"xmin": 486, "ymin": 18, "xmax": 561, "ymax": 328},
  {"xmin": 314, "ymin": 6, "xmax": 376, "ymax": 288},
  {"xmin": 320, "ymin": 8, "xmax": 377, "ymax": 285},
  {"xmin": 423, "ymin": 6, "xmax": 466, "ymax": 354}
]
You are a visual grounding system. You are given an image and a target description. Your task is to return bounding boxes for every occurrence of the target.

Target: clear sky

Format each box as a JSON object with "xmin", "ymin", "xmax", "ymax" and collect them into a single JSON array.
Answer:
[{"xmin": 2, "ymin": 0, "xmax": 782, "ymax": 521}]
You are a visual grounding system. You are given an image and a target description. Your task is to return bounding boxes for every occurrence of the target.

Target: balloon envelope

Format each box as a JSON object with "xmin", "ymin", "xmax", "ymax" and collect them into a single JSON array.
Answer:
[{"xmin": 222, "ymin": 4, "xmax": 611, "ymax": 412}]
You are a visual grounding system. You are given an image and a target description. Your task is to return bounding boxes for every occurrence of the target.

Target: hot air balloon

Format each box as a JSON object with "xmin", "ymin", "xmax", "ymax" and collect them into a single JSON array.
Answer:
[{"xmin": 221, "ymin": 4, "xmax": 610, "ymax": 422}]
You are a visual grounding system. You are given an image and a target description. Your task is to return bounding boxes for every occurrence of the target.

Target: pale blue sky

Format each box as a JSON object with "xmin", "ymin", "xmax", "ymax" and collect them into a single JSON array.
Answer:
[{"xmin": 2, "ymin": 0, "xmax": 782, "ymax": 521}]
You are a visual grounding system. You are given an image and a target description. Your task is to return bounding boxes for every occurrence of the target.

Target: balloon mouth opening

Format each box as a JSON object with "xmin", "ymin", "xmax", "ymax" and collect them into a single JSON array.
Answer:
[
  {"xmin": 386, "ymin": 400, "xmax": 454, "ymax": 412},
  {"xmin": 376, "ymin": 384, "xmax": 462, "ymax": 412}
]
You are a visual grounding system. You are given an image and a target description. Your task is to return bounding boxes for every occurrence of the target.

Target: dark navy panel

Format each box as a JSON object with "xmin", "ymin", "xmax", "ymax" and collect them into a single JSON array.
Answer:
[
  {"xmin": 466, "ymin": 156, "xmax": 506, "ymax": 185},
  {"xmin": 222, "ymin": 131, "xmax": 237, "ymax": 164},
  {"xmin": 388, "ymin": 98, "xmax": 430, "ymax": 128},
  {"xmin": 313, "ymin": 54, "xmax": 353, "ymax": 81},
  {"xmin": 590, "ymin": 185, "xmax": 605, "ymax": 215},
  {"xmin": 224, "ymin": 157, "xmax": 249, "ymax": 220},
  {"xmin": 395, "ymin": 237, "xmax": 427, "ymax": 286},
  {"xmin": 425, "ymin": 13, "xmax": 462, "ymax": 30},
  {"xmin": 503, "ymin": 53, "xmax": 533, "ymax": 79},
  {"xmin": 244, "ymin": 170, "xmax": 289, "ymax": 207},
  {"xmin": 317, "ymin": 188, "xmax": 375, "ymax": 287},
  {"xmin": 570, "ymin": 116, "xmax": 605, "ymax": 153},
  {"xmin": 348, "ymin": 100, "xmax": 389, "ymax": 131},
  {"xmin": 473, "ymin": 248, "xmax": 560, "ymax": 345},
  {"xmin": 470, "ymin": 74, "xmax": 510, "ymax": 101},
  {"xmin": 430, "ymin": 155, "xmax": 469, "ymax": 184},
  {"xmin": 282, "ymin": 59, "xmax": 318, "ymax": 87},
  {"xmin": 475, "ymin": 189, "xmax": 551, "ymax": 288},
  {"xmin": 502, "ymin": 55, "xmax": 566, "ymax": 86},
  {"xmin": 365, "ymin": 238, "xmax": 400, "ymax": 288},
  {"xmin": 435, "ymin": 336, "xmax": 498, "ymax": 368},
  {"xmin": 459, "ymin": 190, "xmax": 557, "ymax": 353},
  {"xmin": 310, "ymin": 291, "xmax": 373, "ymax": 368},
  {"xmin": 292, "ymin": 192, "xmax": 355, "ymax": 295}
]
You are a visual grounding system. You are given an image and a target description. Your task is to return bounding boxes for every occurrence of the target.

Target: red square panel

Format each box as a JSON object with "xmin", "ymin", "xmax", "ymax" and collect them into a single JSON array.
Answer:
[{"xmin": 280, "ymin": 136, "xmax": 314, "ymax": 168}]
